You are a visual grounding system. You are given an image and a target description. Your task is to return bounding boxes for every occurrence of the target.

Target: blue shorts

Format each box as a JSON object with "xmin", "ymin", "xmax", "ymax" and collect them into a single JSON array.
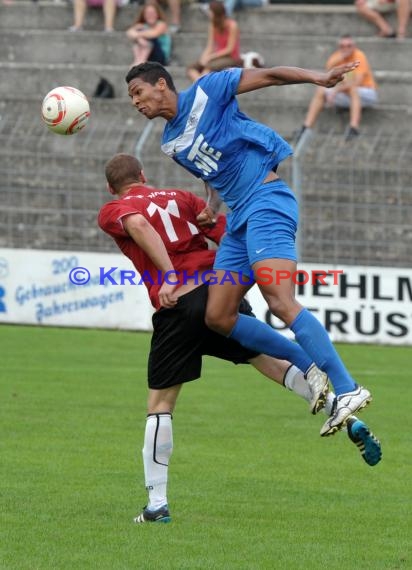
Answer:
[{"xmin": 214, "ymin": 180, "xmax": 298, "ymax": 275}]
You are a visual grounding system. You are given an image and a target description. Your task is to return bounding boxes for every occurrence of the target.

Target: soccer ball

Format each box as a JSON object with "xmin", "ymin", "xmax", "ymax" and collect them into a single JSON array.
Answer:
[{"xmin": 41, "ymin": 86, "xmax": 90, "ymax": 135}]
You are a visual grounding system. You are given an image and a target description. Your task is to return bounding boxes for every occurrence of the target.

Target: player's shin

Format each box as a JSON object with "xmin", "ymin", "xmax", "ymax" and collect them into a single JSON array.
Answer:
[
  {"xmin": 228, "ymin": 313, "xmax": 313, "ymax": 372},
  {"xmin": 290, "ymin": 308, "xmax": 357, "ymax": 395},
  {"xmin": 283, "ymin": 365, "xmax": 311, "ymax": 400},
  {"xmin": 284, "ymin": 367, "xmax": 337, "ymax": 418},
  {"xmin": 142, "ymin": 413, "xmax": 173, "ymax": 510}
]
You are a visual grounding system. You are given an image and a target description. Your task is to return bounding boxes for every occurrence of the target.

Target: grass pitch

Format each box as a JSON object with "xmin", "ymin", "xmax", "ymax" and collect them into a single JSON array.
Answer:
[{"xmin": 1, "ymin": 324, "xmax": 411, "ymax": 570}]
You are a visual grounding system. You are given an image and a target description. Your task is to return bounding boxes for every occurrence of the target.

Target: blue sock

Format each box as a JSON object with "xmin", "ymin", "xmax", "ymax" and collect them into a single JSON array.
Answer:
[
  {"xmin": 290, "ymin": 308, "xmax": 356, "ymax": 395},
  {"xmin": 228, "ymin": 313, "xmax": 312, "ymax": 373}
]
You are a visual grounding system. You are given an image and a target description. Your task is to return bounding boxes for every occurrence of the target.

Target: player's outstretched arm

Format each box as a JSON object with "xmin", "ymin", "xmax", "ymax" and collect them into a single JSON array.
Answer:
[{"xmin": 237, "ymin": 62, "xmax": 360, "ymax": 94}]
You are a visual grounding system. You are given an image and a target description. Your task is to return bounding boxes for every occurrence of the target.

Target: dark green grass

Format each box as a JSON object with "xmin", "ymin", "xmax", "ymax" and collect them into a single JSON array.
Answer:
[{"xmin": 1, "ymin": 324, "xmax": 411, "ymax": 570}]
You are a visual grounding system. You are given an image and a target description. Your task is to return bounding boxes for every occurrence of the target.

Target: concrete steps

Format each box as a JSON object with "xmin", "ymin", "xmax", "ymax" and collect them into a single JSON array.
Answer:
[
  {"xmin": 0, "ymin": 97, "xmax": 148, "ymax": 159},
  {"xmin": 0, "ymin": 2, "xmax": 401, "ymax": 36},
  {"xmin": 3, "ymin": 124, "xmax": 410, "ymax": 264},
  {"xmin": 0, "ymin": 2, "xmax": 410, "ymax": 265},
  {"xmin": 1, "ymin": 29, "xmax": 410, "ymax": 71},
  {"xmin": 1, "ymin": 3, "xmax": 410, "ymax": 124},
  {"xmin": 1, "ymin": 95, "xmax": 410, "ymax": 148},
  {"xmin": 2, "ymin": 61, "xmax": 411, "ymax": 105},
  {"xmin": 174, "ymin": 33, "xmax": 412, "ymax": 70}
]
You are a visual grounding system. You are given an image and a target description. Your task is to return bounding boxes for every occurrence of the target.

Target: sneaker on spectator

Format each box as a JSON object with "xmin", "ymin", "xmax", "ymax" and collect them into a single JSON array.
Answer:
[
  {"xmin": 294, "ymin": 125, "xmax": 313, "ymax": 147},
  {"xmin": 344, "ymin": 126, "xmax": 360, "ymax": 141}
]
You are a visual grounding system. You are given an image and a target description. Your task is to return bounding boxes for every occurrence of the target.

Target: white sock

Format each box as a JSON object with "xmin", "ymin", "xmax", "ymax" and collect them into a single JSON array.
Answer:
[
  {"xmin": 142, "ymin": 413, "xmax": 173, "ymax": 510},
  {"xmin": 324, "ymin": 392, "xmax": 335, "ymax": 416},
  {"xmin": 284, "ymin": 366, "xmax": 354, "ymax": 426},
  {"xmin": 283, "ymin": 365, "xmax": 311, "ymax": 401},
  {"xmin": 283, "ymin": 367, "xmax": 359, "ymax": 433}
]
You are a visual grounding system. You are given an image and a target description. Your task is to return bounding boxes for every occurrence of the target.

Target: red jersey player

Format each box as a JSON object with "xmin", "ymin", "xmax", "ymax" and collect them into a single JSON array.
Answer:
[{"xmin": 99, "ymin": 177, "xmax": 225, "ymax": 310}]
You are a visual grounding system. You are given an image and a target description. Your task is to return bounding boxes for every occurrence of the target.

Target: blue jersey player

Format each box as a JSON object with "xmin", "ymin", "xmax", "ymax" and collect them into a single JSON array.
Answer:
[{"xmin": 126, "ymin": 61, "xmax": 373, "ymax": 437}]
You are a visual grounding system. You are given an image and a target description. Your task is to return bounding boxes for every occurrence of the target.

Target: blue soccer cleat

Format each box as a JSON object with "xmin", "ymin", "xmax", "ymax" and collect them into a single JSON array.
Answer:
[{"xmin": 346, "ymin": 417, "xmax": 382, "ymax": 466}]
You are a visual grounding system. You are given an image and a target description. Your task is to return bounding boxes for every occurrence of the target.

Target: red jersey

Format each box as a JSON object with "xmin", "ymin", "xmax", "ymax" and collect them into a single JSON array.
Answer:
[
  {"xmin": 214, "ymin": 20, "xmax": 240, "ymax": 61},
  {"xmin": 98, "ymin": 185, "xmax": 226, "ymax": 309}
]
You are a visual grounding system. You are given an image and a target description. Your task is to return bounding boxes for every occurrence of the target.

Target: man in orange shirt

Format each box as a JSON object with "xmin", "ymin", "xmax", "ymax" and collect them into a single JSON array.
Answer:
[{"xmin": 296, "ymin": 35, "xmax": 378, "ymax": 142}]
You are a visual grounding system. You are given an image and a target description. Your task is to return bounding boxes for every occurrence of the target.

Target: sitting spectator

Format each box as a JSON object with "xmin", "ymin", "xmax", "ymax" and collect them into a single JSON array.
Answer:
[
  {"xmin": 165, "ymin": 0, "xmax": 181, "ymax": 34},
  {"xmin": 187, "ymin": 1, "xmax": 242, "ymax": 83},
  {"xmin": 295, "ymin": 35, "xmax": 378, "ymax": 142},
  {"xmin": 69, "ymin": 0, "xmax": 118, "ymax": 32},
  {"xmin": 126, "ymin": 2, "xmax": 171, "ymax": 66},
  {"xmin": 355, "ymin": 0, "xmax": 410, "ymax": 39}
]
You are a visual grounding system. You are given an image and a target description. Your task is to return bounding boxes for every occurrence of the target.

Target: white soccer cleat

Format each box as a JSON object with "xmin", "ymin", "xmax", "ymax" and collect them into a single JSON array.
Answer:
[
  {"xmin": 305, "ymin": 364, "xmax": 329, "ymax": 415},
  {"xmin": 320, "ymin": 386, "xmax": 372, "ymax": 437}
]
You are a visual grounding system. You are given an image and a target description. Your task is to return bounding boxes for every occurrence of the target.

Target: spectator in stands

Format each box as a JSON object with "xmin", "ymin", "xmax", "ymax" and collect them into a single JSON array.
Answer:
[
  {"xmin": 69, "ymin": 0, "xmax": 118, "ymax": 32},
  {"xmin": 126, "ymin": 2, "xmax": 171, "ymax": 66},
  {"xmin": 355, "ymin": 0, "xmax": 410, "ymax": 39},
  {"xmin": 165, "ymin": 0, "xmax": 181, "ymax": 34},
  {"xmin": 223, "ymin": 0, "xmax": 266, "ymax": 18},
  {"xmin": 187, "ymin": 1, "xmax": 242, "ymax": 83},
  {"xmin": 295, "ymin": 35, "xmax": 378, "ymax": 142}
]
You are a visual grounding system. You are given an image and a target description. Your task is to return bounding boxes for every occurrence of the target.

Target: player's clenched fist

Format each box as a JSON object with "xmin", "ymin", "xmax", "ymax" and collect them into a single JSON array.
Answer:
[{"xmin": 196, "ymin": 207, "xmax": 217, "ymax": 227}]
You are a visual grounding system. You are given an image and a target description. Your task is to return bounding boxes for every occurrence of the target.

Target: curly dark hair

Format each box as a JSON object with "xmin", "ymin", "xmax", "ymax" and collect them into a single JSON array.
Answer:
[{"xmin": 125, "ymin": 62, "xmax": 176, "ymax": 92}]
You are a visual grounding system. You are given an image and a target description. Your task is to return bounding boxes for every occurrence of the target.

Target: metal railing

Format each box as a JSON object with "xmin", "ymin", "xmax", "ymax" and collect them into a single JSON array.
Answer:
[
  {"xmin": 1, "ymin": 102, "xmax": 411, "ymax": 267},
  {"xmin": 291, "ymin": 128, "xmax": 412, "ymax": 267}
]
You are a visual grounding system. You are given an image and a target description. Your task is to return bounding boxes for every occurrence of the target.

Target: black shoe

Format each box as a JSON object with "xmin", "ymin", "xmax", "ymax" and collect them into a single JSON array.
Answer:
[
  {"xmin": 133, "ymin": 504, "xmax": 171, "ymax": 524},
  {"xmin": 294, "ymin": 125, "xmax": 307, "ymax": 145},
  {"xmin": 344, "ymin": 127, "xmax": 360, "ymax": 141}
]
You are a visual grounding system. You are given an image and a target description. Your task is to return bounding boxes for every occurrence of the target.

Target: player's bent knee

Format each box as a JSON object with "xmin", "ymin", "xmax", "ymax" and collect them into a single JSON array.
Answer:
[
  {"xmin": 205, "ymin": 308, "xmax": 235, "ymax": 335},
  {"xmin": 266, "ymin": 296, "xmax": 298, "ymax": 323}
]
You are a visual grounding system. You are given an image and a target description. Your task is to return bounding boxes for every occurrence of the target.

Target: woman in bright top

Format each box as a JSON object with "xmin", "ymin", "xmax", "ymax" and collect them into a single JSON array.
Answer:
[
  {"xmin": 187, "ymin": 1, "xmax": 242, "ymax": 82},
  {"xmin": 126, "ymin": 2, "xmax": 172, "ymax": 66}
]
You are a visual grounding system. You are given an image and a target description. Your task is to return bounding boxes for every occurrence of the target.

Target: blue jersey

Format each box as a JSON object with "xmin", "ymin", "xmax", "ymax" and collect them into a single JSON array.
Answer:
[{"xmin": 161, "ymin": 68, "xmax": 293, "ymax": 223}]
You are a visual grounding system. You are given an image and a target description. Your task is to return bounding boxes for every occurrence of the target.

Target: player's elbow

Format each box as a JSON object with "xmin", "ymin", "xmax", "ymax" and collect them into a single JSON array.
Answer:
[{"xmin": 123, "ymin": 213, "xmax": 149, "ymax": 236}]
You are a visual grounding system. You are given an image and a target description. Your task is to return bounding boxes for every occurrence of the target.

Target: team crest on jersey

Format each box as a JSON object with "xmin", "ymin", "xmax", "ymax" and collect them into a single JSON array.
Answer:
[{"xmin": 187, "ymin": 113, "xmax": 198, "ymax": 128}]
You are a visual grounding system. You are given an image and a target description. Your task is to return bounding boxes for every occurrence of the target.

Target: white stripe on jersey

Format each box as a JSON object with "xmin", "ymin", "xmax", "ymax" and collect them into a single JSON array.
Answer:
[{"xmin": 161, "ymin": 86, "xmax": 208, "ymax": 157}]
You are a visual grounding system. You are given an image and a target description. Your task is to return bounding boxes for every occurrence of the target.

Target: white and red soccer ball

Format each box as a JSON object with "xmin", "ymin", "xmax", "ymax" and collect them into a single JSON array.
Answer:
[{"xmin": 41, "ymin": 86, "xmax": 90, "ymax": 135}]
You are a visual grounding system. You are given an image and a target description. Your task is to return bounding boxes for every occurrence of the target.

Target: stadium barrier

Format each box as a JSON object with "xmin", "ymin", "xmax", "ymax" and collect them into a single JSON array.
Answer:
[
  {"xmin": 1, "ymin": 248, "xmax": 411, "ymax": 345},
  {"xmin": 0, "ymin": 248, "xmax": 154, "ymax": 330}
]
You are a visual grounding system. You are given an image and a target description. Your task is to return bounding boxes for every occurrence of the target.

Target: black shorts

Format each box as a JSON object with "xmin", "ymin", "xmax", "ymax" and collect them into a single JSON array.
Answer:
[{"xmin": 147, "ymin": 283, "xmax": 258, "ymax": 389}]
